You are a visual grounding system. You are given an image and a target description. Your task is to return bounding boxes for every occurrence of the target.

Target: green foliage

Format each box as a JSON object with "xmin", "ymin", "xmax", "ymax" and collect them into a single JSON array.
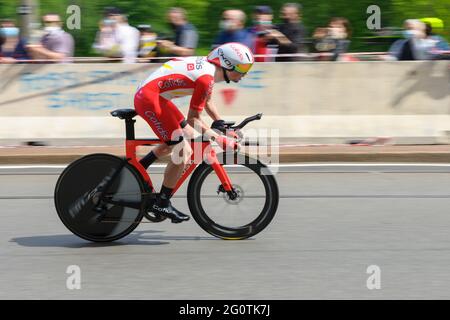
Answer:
[
  {"xmin": 0, "ymin": 0, "xmax": 16, "ymax": 18},
  {"xmin": 1, "ymin": 0, "xmax": 448, "ymax": 56}
]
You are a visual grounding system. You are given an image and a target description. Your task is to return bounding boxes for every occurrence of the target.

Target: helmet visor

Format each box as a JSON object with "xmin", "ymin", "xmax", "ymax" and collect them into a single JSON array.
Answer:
[{"xmin": 234, "ymin": 63, "xmax": 253, "ymax": 74}]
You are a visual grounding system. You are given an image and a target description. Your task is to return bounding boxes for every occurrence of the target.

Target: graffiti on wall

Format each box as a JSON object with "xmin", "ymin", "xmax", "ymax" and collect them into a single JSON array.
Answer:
[
  {"xmin": 15, "ymin": 68, "xmax": 265, "ymax": 110},
  {"xmin": 17, "ymin": 70, "xmax": 140, "ymax": 110}
]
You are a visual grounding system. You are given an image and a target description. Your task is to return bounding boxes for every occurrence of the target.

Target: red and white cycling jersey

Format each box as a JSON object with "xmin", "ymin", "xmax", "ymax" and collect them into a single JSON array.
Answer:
[{"xmin": 136, "ymin": 56, "xmax": 215, "ymax": 112}]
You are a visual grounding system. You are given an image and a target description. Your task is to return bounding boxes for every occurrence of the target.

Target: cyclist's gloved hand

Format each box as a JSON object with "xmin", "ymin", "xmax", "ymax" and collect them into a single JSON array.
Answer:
[
  {"xmin": 225, "ymin": 130, "xmax": 239, "ymax": 140},
  {"xmin": 211, "ymin": 119, "xmax": 226, "ymax": 134},
  {"xmin": 214, "ymin": 135, "xmax": 239, "ymax": 151},
  {"xmin": 211, "ymin": 120, "xmax": 240, "ymax": 140}
]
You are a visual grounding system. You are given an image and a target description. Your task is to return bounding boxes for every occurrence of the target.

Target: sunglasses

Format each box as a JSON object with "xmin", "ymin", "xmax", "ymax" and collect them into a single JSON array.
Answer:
[{"xmin": 234, "ymin": 63, "xmax": 253, "ymax": 74}]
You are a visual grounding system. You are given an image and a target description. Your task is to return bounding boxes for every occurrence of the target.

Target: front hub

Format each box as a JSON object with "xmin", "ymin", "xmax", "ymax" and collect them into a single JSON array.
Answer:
[{"xmin": 217, "ymin": 184, "xmax": 244, "ymax": 204}]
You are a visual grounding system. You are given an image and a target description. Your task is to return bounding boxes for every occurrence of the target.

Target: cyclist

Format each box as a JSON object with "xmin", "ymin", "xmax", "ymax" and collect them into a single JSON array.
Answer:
[{"xmin": 134, "ymin": 42, "xmax": 254, "ymax": 223}]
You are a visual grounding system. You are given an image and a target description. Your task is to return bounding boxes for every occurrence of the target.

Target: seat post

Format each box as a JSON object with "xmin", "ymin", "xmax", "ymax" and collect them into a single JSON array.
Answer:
[{"xmin": 125, "ymin": 119, "xmax": 136, "ymax": 140}]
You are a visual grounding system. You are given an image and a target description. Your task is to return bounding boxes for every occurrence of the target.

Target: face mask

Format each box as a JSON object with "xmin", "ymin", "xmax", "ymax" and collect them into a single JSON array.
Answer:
[
  {"xmin": 44, "ymin": 26, "xmax": 61, "ymax": 33},
  {"xmin": 0, "ymin": 27, "xmax": 19, "ymax": 38},
  {"xmin": 329, "ymin": 27, "xmax": 346, "ymax": 39},
  {"xmin": 103, "ymin": 19, "xmax": 115, "ymax": 26},
  {"xmin": 255, "ymin": 20, "xmax": 272, "ymax": 26},
  {"xmin": 219, "ymin": 20, "xmax": 235, "ymax": 31},
  {"xmin": 403, "ymin": 30, "xmax": 416, "ymax": 39}
]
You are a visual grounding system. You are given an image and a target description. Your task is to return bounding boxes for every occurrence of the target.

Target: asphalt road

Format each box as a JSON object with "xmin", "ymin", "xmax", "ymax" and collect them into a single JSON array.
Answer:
[{"xmin": 1, "ymin": 163, "xmax": 450, "ymax": 299}]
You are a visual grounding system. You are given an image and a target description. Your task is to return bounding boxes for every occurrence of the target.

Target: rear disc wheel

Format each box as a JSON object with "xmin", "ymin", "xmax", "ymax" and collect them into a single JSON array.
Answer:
[{"xmin": 54, "ymin": 154, "xmax": 145, "ymax": 242}]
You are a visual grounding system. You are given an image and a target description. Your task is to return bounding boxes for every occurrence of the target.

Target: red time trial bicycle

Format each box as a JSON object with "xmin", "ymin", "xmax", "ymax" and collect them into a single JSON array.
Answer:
[{"xmin": 54, "ymin": 109, "xmax": 279, "ymax": 242}]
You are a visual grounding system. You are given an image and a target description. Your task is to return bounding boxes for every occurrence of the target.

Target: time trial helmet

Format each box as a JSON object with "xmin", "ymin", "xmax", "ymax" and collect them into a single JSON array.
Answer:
[{"xmin": 207, "ymin": 42, "xmax": 254, "ymax": 74}]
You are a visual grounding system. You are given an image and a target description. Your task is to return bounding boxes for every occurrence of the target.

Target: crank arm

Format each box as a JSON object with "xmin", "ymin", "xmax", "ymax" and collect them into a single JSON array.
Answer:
[{"xmin": 101, "ymin": 198, "xmax": 142, "ymax": 210}]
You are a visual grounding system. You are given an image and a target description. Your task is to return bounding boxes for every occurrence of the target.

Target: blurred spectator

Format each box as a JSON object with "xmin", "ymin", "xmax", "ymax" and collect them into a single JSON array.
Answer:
[
  {"xmin": 420, "ymin": 17, "xmax": 449, "ymax": 51},
  {"xmin": 388, "ymin": 19, "xmax": 428, "ymax": 61},
  {"xmin": 93, "ymin": 7, "xmax": 140, "ymax": 63},
  {"xmin": 423, "ymin": 22, "xmax": 449, "ymax": 59},
  {"xmin": 157, "ymin": 7, "xmax": 198, "ymax": 57},
  {"xmin": 269, "ymin": 3, "xmax": 307, "ymax": 62},
  {"xmin": 313, "ymin": 17, "xmax": 351, "ymax": 61},
  {"xmin": 0, "ymin": 19, "xmax": 30, "ymax": 63},
  {"xmin": 137, "ymin": 24, "xmax": 158, "ymax": 59},
  {"xmin": 424, "ymin": 23, "xmax": 449, "ymax": 51},
  {"xmin": 248, "ymin": 5, "xmax": 279, "ymax": 62},
  {"xmin": 212, "ymin": 9, "xmax": 254, "ymax": 49},
  {"xmin": 26, "ymin": 14, "xmax": 74, "ymax": 63},
  {"xmin": 93, "ymin": 12, "xmax": 121, "ymax": 59}
]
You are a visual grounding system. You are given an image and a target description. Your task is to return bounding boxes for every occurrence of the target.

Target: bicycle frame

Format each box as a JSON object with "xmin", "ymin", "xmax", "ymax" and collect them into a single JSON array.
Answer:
[
  {"xmin": 92, "ymin": 116, "xmax": 239, "ymax": 212},
  {"xmin": 125, "ymin": 138, "xmax": 235, "ymax": 196}
]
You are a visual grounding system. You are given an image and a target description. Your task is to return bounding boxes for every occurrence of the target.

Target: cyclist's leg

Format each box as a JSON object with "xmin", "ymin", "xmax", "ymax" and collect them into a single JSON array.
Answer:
[
  {"xmin": 135, "ymin": 93, "xmax": 190, "ymax": 184},
  {"xmin": 134, "ymin": 92, "xmax": 190, "ymax": 222},
  {"xmin": 159, "ymin": 102, "xmax": 193, "ymax": 188},
  {"xmin": 153, "ymin": 102, "xmax": 192, "ymax": 222},
  {"xmin": 134, "ymin": 91, "xmax": 175, "ymax": 168},
  {"xmin": 139, "ymin": 143, "xmax": 171, "ymax": 169}
]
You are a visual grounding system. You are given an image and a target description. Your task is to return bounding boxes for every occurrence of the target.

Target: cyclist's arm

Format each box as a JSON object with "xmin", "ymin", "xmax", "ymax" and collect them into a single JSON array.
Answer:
[
  {"xmin": 187, "ymin": 108, "xmax": 218, "ymax": 140},
  {"xmin": 188, "ymin": 74, "xmax": 216, "ymax": 138},
  {"xmin": 188, "ymin": 74, "xmax": 237, "ymax": 142},
  {"xmin": 188, "ymin": 105, "xmax": 239, "ymax": 151},
  {"xmin": 204, "ymin": 100, "xmax": 221, "ymax": 122}
]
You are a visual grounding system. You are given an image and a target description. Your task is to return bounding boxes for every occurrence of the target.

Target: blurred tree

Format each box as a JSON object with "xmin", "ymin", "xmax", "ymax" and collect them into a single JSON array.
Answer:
[{"xmin": 0, "ymin": 0, "xmax": 17, "ymax": 20}]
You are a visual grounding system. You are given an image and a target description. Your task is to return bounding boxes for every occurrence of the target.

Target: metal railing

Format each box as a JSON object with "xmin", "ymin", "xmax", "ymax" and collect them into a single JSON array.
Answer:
[{"xmin": 1, "ymin": 51, "xmax": 449, "ymax": 64}]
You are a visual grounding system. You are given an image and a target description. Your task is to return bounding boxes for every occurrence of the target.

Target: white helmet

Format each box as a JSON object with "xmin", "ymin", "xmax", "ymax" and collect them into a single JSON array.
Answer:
[{"xmin": 207, "ymin": 42, "xmax": 254, "ymax": 74}]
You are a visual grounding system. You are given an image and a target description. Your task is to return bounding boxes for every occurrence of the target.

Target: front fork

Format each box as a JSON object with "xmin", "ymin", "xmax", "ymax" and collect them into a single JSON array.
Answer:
[{"xmin": 207, "ymin": 149, "xmax": 238, "ymax": 200}]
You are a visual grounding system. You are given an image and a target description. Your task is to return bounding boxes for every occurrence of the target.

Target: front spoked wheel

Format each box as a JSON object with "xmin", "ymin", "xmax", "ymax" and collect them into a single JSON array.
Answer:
[
  {"xmin": 187, "ymin": 153, "xmax": 279, "ymax": 240},
  {"xmin": 54, "ymin": 153, "xmax": 146, "ymax": 242}
]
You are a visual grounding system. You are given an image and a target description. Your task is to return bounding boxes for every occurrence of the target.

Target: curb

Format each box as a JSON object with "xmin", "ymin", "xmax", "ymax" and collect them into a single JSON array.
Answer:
[{"xmin": 0, "ymin": 145, "xmax": 449, "ymax": 164}]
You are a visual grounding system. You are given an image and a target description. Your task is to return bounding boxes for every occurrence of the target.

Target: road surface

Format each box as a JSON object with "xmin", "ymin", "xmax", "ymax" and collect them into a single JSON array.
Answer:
[{"xmin": 1, "ymin": 163, "xmax": 450, "ymax": 299}]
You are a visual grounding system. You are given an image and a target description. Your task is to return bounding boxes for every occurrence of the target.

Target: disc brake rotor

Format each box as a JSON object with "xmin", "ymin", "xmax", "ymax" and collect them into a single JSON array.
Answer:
[{"xmin": 221, "ymin": 184, "xmax": 244, "ymax": 205}]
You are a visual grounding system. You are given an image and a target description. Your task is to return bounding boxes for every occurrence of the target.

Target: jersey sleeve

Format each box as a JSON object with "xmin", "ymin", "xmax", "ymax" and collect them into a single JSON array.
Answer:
[{"xmin": 189, "ymin": 74, "xmax": 214, "ymax": 112}]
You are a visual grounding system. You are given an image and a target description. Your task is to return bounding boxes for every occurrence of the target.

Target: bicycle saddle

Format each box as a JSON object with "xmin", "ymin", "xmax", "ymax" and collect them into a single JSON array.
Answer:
[{"xmin": 111, "ymin": 109, "xmax": 137, "ymax": 120}]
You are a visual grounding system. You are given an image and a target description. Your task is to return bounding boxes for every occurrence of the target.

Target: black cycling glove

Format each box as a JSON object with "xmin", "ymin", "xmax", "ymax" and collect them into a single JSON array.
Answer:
[{"xmin": 211, "ymin": 119, "xmax": 226, "ymax": 134}]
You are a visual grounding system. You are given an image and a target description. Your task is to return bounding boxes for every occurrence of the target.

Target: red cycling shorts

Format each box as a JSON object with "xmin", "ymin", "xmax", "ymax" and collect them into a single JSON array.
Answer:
[{"xmin": 134, "ymin": 88, "xmax": 187, "ymax": 145}]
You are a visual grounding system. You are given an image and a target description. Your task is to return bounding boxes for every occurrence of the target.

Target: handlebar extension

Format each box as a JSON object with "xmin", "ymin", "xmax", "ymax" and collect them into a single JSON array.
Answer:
[{"xmin": 230, "ymin": 113, "xmax": 263, "ymax": 130}]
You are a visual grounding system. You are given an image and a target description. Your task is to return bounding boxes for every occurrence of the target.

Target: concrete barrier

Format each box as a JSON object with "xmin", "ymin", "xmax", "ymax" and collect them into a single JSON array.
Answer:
[{"xmin": 0, "ymin": 61, "xmax": 448, "ymax": 143}]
